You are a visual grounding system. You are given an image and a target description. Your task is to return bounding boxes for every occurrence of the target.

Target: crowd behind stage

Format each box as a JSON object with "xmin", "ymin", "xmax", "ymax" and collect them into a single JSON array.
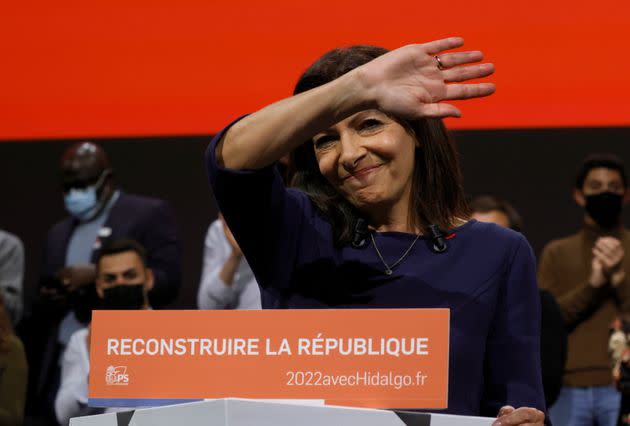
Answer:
[{"xmin": 1, "ymin": 143, "xmax": 629, "ymax": 426}]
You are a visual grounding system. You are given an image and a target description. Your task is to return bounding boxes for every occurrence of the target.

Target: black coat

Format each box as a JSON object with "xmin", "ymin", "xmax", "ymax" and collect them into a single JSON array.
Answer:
[
  {"xmin": 42, "ymin": 191, "xmax": 181, "ymax": 307},
  {"xmin": 20, "ymin": 192, "xmax": 181, "ymax": 423}
]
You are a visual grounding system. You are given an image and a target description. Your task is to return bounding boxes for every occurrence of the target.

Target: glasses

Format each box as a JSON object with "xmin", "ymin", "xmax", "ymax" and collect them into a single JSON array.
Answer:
[{"xmin": 62, "ymin": 169, "xmax": 110, "ymax": 193}]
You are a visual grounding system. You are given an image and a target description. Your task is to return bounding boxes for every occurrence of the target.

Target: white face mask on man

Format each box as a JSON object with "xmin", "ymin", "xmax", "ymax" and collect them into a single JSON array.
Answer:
[{"xmin": 63, "ymin": 170, "xmax": 109, "ymax": 221}]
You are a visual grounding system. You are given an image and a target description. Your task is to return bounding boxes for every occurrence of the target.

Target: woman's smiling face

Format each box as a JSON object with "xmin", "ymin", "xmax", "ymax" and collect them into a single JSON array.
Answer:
[{"xmin": 313, "ymin": 109, "xmax": 418, "ymax": 213}]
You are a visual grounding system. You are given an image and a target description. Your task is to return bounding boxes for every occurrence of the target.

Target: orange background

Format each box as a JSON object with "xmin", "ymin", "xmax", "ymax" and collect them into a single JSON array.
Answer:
[
  {"xmin": 1, "ymin": 0, "xmax": 629, "ymax": 140},
  {"xmin": 89, "ymin": 309, "xmax": 449, "ymax": 409}
]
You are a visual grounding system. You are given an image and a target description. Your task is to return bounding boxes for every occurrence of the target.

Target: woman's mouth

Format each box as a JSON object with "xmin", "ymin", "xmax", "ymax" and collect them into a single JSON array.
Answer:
[{"xmin": 344, "ymin": 164, "xmax": 383, "ymax": 181}]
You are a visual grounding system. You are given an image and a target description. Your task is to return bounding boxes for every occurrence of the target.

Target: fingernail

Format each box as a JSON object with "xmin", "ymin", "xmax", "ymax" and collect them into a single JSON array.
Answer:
[{"xmin": 492, "ymin": 422, "xmax": 501, "ymax": 426}]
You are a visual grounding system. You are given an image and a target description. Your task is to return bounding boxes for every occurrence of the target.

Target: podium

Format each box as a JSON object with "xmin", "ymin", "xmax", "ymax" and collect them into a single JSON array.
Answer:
[{"xmin": 69, "ymin": 399, "xmax": 494, "ymax": 426}]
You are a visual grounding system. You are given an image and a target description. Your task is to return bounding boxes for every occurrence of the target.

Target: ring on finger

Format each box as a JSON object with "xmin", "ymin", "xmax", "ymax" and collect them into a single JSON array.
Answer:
[{"xmin": 434, "ymin": 55, "xmax": 445, "ymax": 70}]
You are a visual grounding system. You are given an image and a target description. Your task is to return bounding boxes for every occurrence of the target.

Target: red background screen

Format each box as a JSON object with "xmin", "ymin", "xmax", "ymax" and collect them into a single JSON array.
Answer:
[{"xmin": 1, "ymin": 0, "xmax": 629, "ymax": 139}]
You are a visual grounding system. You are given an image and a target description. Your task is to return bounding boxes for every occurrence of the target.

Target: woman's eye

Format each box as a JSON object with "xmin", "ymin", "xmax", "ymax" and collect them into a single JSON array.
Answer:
[
  {"xmin": 360, "ymin": 119, "xmax": 382, "ymax": 131},
  {"xmin": 313, "ymin": 136, "xmax": 337, "ymax": 149}
]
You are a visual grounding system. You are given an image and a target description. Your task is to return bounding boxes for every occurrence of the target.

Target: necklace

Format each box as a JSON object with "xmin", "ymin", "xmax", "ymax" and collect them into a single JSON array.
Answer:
[{"xmin": 370, "ymin": 231, "xmax": 421, "ymax": 275}]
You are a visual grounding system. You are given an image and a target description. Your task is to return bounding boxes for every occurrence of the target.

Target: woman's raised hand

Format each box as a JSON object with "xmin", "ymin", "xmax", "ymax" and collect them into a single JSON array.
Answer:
[
  {"xmin": 355, "ymin": 37, "xmax": 495, "ymax": 119},
  {"xmin": 217, "ymin": 37, "xmax": 494, "ymax": 170}
]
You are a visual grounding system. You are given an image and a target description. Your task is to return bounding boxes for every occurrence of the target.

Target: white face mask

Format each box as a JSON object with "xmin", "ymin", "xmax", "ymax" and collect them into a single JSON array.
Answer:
[{"xmin": 63, "ymin": 170, "xmax": 109, "ymax": 221}]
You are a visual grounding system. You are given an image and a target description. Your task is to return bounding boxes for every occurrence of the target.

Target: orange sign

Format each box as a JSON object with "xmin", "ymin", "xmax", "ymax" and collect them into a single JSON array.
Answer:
[{"xmin": 89, "ymin": 309, "xmax": 449, "ymax": 409}]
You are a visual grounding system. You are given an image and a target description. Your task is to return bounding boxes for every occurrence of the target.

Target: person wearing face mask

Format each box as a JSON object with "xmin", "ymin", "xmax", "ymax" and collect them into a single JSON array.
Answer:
[
  {"xmin": 539, "ymin": 153, "xmax": 630, "ymax": 426},
  {"xmin": 54, "ymin": 238, "xmax": 153, "ymax": 425},
  {"xmin": 21, "ymin": 141, "xmax": 180, "ymax": 425}
]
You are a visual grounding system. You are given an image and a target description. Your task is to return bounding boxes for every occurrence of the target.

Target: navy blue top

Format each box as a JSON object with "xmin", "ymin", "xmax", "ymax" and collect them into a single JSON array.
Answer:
[{"xmin": 206, "ymin": 122, "xmax": 546, "ymax": 418}]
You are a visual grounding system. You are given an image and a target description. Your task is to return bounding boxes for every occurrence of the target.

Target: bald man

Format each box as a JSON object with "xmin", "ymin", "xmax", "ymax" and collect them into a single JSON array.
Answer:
[{"xmin": 29, "ymin": 142, "xmax": 181, "ymax": 420}]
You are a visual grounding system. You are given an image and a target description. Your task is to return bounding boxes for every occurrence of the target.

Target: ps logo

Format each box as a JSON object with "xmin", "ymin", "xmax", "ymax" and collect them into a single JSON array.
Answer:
[{"xmin": 105, "ymin": 366, "xmax": 129, "ymax": 385}]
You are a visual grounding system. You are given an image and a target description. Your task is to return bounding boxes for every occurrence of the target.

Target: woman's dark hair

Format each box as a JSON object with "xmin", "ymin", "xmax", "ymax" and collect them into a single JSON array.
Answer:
[{"xmin": 292, "ymin": 45, "xmax": 469, "ymax": 245}]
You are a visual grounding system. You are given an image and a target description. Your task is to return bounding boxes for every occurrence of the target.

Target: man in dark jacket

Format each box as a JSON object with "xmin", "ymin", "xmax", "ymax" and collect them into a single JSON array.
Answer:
[{"xmin": 24, "ymin": 141, "xmax": 181, "ymax": 424}]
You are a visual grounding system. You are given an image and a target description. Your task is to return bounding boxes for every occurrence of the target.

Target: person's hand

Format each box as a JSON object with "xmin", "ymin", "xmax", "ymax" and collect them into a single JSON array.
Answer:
[
  {"xmin": 57, "ymin": 264, "xmax": 97, "ymax": 292},
  {"xmin": 39, "ymin": 286, "xmax": 68, "ymax": 310},
  {"xmin": 594, "ymin": 237, "xmax": 624, "ymax": 273},
  {"xmin": 590, "ymin": 257, "xmax": 607, "ymax": 288},
  {"xmin": 355, "ymin": 37, "xmax": 495, "ymax": 120},
  {"xmin": 593, "ymin": 237, "xmax": 625, "ymax": 287},
  {"xmin": 220, "ymin": 217, "xmax": 242, "ymax": 257},
  {"xmin": 493, "ymin": 405, "xmax": 545, "ymax": 426},
  {"xmin": 611, "ymin": 269, "xmax": 627, "ymax": 288}
]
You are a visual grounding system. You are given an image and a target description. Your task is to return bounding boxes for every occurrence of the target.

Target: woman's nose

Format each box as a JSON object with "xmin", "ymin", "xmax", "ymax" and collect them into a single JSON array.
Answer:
[{"xmin": 338, "ymin": 135, "xmax": 367, "ymax": 170}]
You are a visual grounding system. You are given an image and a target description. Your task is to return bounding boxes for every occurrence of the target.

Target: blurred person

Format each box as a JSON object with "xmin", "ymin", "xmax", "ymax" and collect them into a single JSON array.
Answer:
[
  {"xmin": 207, "ymin": 39, "xmax": 546, "ymax": 424},
  {"xmin": 22, "ymin": 141, "xmax": 181, "ymax": 423},
  {"xmin": 197, "ymin": 214, "xmax": 261, "ymax": 310},
  {"xmin": 55, "ymin": 238, "xmax": 153, "ymax": 425},
  {"xmin": 539, "ymin": 153, "xmax": 630, "ymax": 426},
  {"xmin": 0, "ymin": 292, "xmax": 28, "ymax": 426},
  {"xmin": 471, "ymin": 195, "xmax": 567, "ymax": 408},
  {"xmin": 0, "ymin": 229, "xmax": 24, "ymax": 326},
  {"xmin": 609, "ymin": 316, "xmax": 630, "ymax": 425},
  {"xmin": 197, "ymin": 155, "xmax": 294, "ymax": 311},
  {"xmin": 470, "ymin": 195, "xmax": 523, "ymax": 232}
]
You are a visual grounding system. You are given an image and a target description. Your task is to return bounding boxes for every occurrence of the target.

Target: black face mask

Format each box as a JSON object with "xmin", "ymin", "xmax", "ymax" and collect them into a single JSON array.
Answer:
[
  {"xmin": 102, "ymin": 284, "xmax": 145, "ymax": 310},
  {"xmin": 585, "ymin": 192, "xmax": 623, "ymax": 229}
]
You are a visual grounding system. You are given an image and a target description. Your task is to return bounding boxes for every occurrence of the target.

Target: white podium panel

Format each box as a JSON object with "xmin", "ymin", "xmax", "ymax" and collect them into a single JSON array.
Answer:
[{"xmin": 69, "ymin": 399, "xmax": 494, "ymax": 426}]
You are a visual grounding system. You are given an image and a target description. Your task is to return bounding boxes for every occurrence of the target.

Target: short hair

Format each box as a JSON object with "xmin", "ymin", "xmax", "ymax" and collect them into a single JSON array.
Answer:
[
  {"xmin": 470, "ymin": 195, "xmax": 523, "ymax": 232},
  {"xmin": 96, "ymin": 238, "xmax": 148, "ymax": 270},
  {"xmin": 575, "ymin": 153, "xmax": 627, "ymax": 190}
]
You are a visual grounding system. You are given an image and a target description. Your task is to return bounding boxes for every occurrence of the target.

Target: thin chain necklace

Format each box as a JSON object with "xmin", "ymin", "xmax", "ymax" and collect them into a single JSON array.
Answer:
[{"xmin": 370, "ymin": 231, "xmax": 421, "ymax": 275}]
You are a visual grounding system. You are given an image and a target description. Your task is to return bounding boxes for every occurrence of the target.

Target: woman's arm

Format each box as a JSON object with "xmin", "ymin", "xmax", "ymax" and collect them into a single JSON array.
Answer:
[
  {"xmin": 482, "ymin": 234, "xmax": 547, "ymax": 424},
  {"xmin": 217, "ymin": 37, "xmax": 494, "ymax": 170}
]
